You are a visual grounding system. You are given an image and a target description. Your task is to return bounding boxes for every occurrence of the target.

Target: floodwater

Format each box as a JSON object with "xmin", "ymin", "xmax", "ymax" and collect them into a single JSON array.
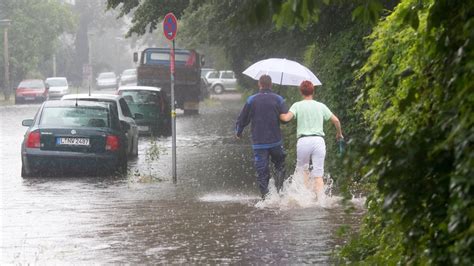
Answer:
[{"xmin": 0, "ymin": 93, "xmax": 364, "ymax": 264}]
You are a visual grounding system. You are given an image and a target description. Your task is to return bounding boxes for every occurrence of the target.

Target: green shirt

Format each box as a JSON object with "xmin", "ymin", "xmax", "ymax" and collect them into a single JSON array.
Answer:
[{"xmin": 288, "ymin": 100, "xmax": 333, "ymax": 138}]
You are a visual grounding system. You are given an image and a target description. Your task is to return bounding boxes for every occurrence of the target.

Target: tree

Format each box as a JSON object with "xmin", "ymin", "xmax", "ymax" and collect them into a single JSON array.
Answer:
[{"xmin": 0, "ymin": 0, "xmax": 75, "ymax": 97}]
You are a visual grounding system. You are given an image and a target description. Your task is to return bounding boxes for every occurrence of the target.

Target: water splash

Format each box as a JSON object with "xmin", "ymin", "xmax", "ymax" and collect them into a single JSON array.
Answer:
[
  {"xmin": 199, "ymin": 193, "xmax": 260, "ymax": 203},
  {"xmin": 255, "ymin": 171, "xmax": 356, "ymax": 210}
]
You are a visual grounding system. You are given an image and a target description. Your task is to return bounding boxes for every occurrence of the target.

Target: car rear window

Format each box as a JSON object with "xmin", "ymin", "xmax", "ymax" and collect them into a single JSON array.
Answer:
[
  {"xmin": 40, "ymin": 106, "xmax": 110, "ymax": 128},
  {"xmin": 98, "ymin": 73, "xmax": 115, "ymax": 79},
  {"xmin": 120, "ymin": 90, "xmax": 163, "ymax": 105},
  {"xmin": 122, "ymin": 69, "xmax": 136, "ymax": 75},
  {"xmin": 144, "ymin": 50, "xmax": 195, "ymax": 67},
  {"xmin": 46, "ymin": 79, "xmax": 68, "ymax": 86},
  {"xmin": 18, "ymin": 80, "xmax": 44, "ymax": 89}
]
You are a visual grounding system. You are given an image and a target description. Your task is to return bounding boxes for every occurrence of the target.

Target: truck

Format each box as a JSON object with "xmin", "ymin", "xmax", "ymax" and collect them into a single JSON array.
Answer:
[{"xmin": 133, "ymin": 48, "xmax": 204, "ymax": 115}]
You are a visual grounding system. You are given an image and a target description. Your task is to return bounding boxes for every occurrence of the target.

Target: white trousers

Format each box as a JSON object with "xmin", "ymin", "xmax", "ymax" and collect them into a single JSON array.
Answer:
[{"xmin": 296, "ymin": 136, "xmax": 326, "ymax": 177}]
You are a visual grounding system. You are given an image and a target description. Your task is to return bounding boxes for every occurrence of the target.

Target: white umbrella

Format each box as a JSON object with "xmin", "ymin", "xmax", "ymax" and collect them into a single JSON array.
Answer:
[{"xmin": 242, "ymin": 58, "xmax": 322, "ymax": 86}]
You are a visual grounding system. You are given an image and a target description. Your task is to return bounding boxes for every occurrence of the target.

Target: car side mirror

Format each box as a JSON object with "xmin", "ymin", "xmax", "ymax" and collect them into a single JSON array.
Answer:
[
  {"xmin": 120, "ymin": 121, "xmax": 131, "ymax": 131},
  {"xmin": 134, "ymin": 113, "xmax": 144, "ymax": 120},
  {"xmin": 133, "ymin": 52, "xmax": 138, "ymax": 63},
  {"xmin": 22, "ymin": 119, "xmax": 34, "ymax": 127}
]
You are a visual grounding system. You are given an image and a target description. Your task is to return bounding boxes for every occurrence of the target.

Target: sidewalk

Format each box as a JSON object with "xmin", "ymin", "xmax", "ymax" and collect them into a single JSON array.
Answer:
[{"xmin": 0, "ymin": 93, "xmax": 14, "ymax": 106}]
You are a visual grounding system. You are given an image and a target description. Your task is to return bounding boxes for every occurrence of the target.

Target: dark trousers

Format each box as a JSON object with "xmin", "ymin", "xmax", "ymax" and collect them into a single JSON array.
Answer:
[{"xmin": 253, "ymin": 145, "xmax": 287, "ymax": 197}]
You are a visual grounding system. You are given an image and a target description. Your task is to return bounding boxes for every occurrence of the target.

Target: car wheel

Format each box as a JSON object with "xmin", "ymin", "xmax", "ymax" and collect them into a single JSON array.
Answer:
[
  {"xmin": 21, "ymin": 164, "xmax": 31, "ymax": 178},
  {"xmin": 115, "ymin": 153, "xmax": 128, "ymax": 175},
  {"xmin": 132, "ymin": 137, "xmax": 139, "ymax": 157},
  {"xmin": 213, "ymin": 84, "xmax": 224, "ymax": 94}
]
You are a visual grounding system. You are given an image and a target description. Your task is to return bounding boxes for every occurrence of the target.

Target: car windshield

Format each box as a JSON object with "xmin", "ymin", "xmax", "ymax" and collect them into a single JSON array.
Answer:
[
  {"xmin": 46, "ymin": 79, "xmax": 67, "ymax": 86},
  {"xmin": 98, "ymin": 73, "xmax": 115, "ymax": 79},
  {"xmin": 18, "ymin": 80, "xmax": 44, "ymax": 89},
  {"xmin": 40, "ymin": 106, "xmax": 110, "ymax": 128},
  {"xmin": 120, "ymin": 90, "xmax": 162, "ymax": 105},
  {"xmin": 122, "ymin": 69, "xmax": 136, "ymax": 75},
  {"xmin": 207, "ymin": 72, "xmax": 219, "ymax": 79}
]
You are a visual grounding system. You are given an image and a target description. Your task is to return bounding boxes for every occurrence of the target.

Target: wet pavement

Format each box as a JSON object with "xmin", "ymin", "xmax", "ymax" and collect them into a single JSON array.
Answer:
[{"xmin": 0, "ymin": 93, "xmax": 363, "ymax": 264}]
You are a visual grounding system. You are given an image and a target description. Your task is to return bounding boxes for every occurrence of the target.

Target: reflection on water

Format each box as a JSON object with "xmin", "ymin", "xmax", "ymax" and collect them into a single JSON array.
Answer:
[{"xmin": 1, "ymin": 95, "xmax": 364, "ymax": 264}]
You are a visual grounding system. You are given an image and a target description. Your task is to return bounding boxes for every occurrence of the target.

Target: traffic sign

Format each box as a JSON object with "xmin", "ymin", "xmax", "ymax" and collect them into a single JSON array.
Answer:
[{"xmin": 163, "ymin": 13, "xmax": 178, "ymax": 41}]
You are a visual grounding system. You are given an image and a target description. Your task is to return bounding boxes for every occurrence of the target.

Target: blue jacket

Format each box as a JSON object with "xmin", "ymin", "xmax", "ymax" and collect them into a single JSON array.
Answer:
[{"xmin": 235, "ymin": 88, "xmax": 288, "ymax": 149}]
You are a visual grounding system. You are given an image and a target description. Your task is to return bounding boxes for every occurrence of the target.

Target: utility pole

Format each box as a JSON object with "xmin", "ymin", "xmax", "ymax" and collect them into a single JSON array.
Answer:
[
  {"xmin": 0, "ymin": 19, "xmax": 11, "ymax": 100},
  {"xmin": 52, "ymin": 53, "xmax": 57, "ymax": 77},
  {"xmin": 163, "ymin": 13, "xmax": 178, "ymax": 183}
]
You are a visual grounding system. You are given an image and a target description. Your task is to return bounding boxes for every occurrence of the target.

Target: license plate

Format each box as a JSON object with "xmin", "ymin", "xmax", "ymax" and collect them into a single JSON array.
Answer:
[
  {"xmin": 56, "ymin": 137, "xmax": 90, "ymax": 146},
  {"xmin": 138, "ymin": 126, "xmax": 149, "ymax": 131},
  {"xmin": 25, "ymin": 97, "xmax": 35, "ymax": 100}
]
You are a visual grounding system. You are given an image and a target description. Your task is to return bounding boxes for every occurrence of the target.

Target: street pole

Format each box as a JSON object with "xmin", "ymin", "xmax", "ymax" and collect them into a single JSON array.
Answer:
[
  {"xmin": 171, "ymin": 40, "xmax": 177, "ymax": 183},
  {"xmin": 163, "ymin": 12, "xmax": 178, "ymax": 183},
  {"xmin": 52, "ymin": 53, "xmax": 56, "ymax": 77},
  {"xmin": 1, "ymin": 19, "xmax": 11, "ymax": 101}
]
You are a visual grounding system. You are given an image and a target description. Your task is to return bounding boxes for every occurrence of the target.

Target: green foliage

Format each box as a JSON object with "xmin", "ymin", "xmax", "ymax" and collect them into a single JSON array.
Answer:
[
  {"xmin": 0, "ymin": 0, "xmax": 76, "ymax": 86},
  {"xmin": 339, "ymin": 0, "xmax": 474, "ymax": 263},
  {"xmin": 106, "ymin": 0, "xmax": 190, "ymax": 37}
]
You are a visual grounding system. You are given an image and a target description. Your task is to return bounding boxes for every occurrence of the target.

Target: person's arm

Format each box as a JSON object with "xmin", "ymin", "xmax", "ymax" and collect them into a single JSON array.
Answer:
[
  {"xmin": 235, "ymin": 102, "xmax": 251, "ymax": 139},
  {"xmin": 280, "ymin": 112, "xmax": 294, "ymax": 122},
  {"xmin": 330, "ymin": 115, "xmax": 343, "ymax": 140}
]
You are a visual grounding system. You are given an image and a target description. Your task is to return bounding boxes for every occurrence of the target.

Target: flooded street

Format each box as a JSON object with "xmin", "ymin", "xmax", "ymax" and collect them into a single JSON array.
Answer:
[{"xmin": 1, "ymin": 94, "xmax": 363, "ymax": 264}]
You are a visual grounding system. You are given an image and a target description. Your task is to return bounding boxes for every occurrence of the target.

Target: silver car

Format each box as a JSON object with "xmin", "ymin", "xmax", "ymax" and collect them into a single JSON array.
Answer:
[
  {"xmin": 61, "ymin": 94, "xmax": 140, "ymax": 157},
  {"xmin": 45, "ymin": 77, "xmax": 69, "ymax": 99},
  {"xmin": 119, "ymin": 69, "xmax": 137, "ymax": 86},
  {"xmin": 205, "ymin": 70, "xmax": 237, "ymax": 94},
  {"xmin": 96, "ymin": 72, "xmax": 118, "ymax": 89}
]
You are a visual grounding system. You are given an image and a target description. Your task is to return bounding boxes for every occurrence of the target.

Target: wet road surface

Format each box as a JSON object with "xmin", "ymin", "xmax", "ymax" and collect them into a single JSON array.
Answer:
[{"xmin": 1, "ymin": 93, "xmax": 363, "ymax": 264}]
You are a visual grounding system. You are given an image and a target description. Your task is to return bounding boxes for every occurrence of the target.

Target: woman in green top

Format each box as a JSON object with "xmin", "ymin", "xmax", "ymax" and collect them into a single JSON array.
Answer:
[{"xmin": 280, "ymin": 80, "xmax": 343, "ymax": 196}]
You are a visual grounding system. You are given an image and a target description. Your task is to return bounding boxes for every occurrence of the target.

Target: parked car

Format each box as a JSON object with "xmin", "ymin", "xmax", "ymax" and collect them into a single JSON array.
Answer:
[
  {"xmin": 15, "ymin": 79, "xmax": 49, "ymax": 104},
  {"xmin": 96, "ymin": 72, "xmax": 118, "ymax": 89},
  {"xmin": 21, "ymin": 100, "xmax": 128, "ymax": 177},
  {"xmin": 45, "ymin": 77, "xmax": 69, "ymax": 99},
  {"xmin": 117, "ymin": 86, "xmax": 170, "ymax": 136},
  {"xmin": 205, "ymin": 70, "xmax": 237, "ymax": 94},
  {"xmin": 61, "ymin": 94, "xmax": 140, "ymax": 157},
  {"xmin": 119, "ymin": 68, "xmax": 137, "ymax": 86}
]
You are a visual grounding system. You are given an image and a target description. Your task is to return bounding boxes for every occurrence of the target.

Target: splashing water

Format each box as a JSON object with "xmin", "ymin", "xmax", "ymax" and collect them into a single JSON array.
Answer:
[
  {"xmin": 199, "ymin": 193, "xmax": 261, "ymax": 203},
  {"xmin": 255, "ymin": 171, "xmax": 347, "ymax": 210}
]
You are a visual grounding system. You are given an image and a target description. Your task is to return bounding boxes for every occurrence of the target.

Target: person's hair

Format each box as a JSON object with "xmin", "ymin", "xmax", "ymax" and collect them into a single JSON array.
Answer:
[
  {"xmin": 299, "ymin": 80, "xmax": 314, "ymax": 96},
  {"xmin": 259, "ymin": 75, "xmax": 272, "ymax": 88}
]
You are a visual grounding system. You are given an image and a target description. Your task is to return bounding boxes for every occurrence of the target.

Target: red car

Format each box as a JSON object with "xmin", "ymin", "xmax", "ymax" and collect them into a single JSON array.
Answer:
[{"xmin": 15, "ymin": 79, "xmax": 49, "ymax": 104}]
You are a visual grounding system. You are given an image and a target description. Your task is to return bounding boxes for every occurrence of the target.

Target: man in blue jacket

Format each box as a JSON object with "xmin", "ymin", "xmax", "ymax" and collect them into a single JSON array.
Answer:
[{"xmin": 235, "ymin": 75, "xmax": 288, "ymax": 198}]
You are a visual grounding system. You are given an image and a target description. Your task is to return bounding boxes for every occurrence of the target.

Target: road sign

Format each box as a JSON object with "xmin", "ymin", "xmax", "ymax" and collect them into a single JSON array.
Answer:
[{"xmin": 163, "ymin": 13, "xmax": 178, "ymax": 41}]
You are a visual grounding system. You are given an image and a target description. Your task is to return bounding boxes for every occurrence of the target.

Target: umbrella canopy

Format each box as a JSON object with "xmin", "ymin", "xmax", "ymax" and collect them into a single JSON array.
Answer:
[{"xmin": 242, "ymin": 58, "xmax": 322, "ymax": 86}]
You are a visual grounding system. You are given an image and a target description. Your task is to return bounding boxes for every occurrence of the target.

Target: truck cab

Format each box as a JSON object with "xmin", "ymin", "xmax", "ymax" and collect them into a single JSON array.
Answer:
[{"xmin": 134, "ymin": 48, "xmax": 203, "ymax": 114}]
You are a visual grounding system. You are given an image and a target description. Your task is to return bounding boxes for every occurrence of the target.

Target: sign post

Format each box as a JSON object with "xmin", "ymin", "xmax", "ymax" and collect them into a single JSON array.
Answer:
[{"xmin": 163, "ymin": 12, "xmax": 178, "ymax": 183}]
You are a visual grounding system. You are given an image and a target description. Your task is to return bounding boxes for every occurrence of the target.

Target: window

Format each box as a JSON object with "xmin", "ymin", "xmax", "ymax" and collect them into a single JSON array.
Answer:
[
  {"xmin": 40, "ymin": 106, "xmax": 110, "ymax": 128},
  {"xmin": 120, "ymin": 90, "xmax": 162, "ymax": 106},
  {"xmin": 221, "ymin": 72, "xmax": 234, "ymax": 79},
  {"xmin": 119, "ymin": 99, "xmax": 133, "ymax": 117},
  {"xmin": 149, "ymin": 53, "xmax": 190, "ymax": 62},
  {"xmin": 98, "ymin": 72, "xmax": 116, "ymax": 79},
  {"xmin": 18, "ymin": 80, "xmax": 44, "ymax": 89},
  {"xmin": 207, "ymin": 71, "xmax": 219, "ymax": 79},
  {"xmin": 46, "ymin": 78, "xmax": 68, "ymax": 86}
]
